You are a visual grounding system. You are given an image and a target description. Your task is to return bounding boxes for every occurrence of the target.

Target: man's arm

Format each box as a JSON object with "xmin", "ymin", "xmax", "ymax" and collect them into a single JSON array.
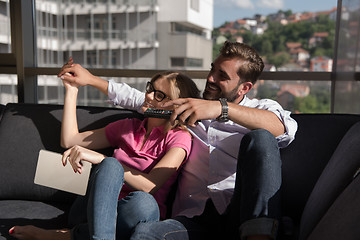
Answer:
[
  {"xmin": 163, "ymin": 98, "xmax": 289, "ymax": 138},
  {"xmin": 58, "ymin": 58, "xmax": 145, "ymax": 112},
  {"xmin": 58, "ymin": 59, "xmax": 109, "ymax": 95},
  {"xmin": 228, "ymin": 102, "xmax": 286, "ymax": 137}
]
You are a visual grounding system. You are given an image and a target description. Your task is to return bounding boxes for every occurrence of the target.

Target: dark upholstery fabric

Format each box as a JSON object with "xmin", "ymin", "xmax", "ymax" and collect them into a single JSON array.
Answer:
[
  {"xmin": 0, "ymin": 200, "xmax": 70, "ymax": 240},
  {"xmin": 0, "ymin": 104, "xmax": 5, "ymax": 121},
  {"xmin": 299, "ymin": 121, "xmax": 360, "ymax": 240},
  {"xmin": 280, "ymin": 114, "xmax": 360, "ymax": 226},
  {"xmin": 306, "ymin": 175, "xmax": 360, "ymax": 240},
  {"xmin": 0, "ymin": 103, "xmax": 142, "ymax": 240},
  {"xmin": 0, "ymin": 103, "xmax": 141, "ymax": 202},
  {"xmin": 0, "ymin": 104, "xmax": 359, "ymax": 240},
  {"xmin": 0, "ymin": 104, "xmax": 70, "ymax": 202}
]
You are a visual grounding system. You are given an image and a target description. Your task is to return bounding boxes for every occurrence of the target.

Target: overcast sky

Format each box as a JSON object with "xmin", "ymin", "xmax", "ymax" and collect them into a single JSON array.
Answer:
[{"xmin": 213, "ymin": 0, "xmax": 338, "ymax": 27}]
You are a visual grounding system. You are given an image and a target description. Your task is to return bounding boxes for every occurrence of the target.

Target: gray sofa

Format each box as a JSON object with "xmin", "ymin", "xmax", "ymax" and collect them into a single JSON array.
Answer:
[{"xmin": 0, "ymin": 103, "xmax": 360, "ymax": 240}]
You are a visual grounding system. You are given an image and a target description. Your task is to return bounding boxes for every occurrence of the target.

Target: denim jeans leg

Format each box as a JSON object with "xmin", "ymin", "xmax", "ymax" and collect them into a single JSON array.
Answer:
[
  {"xmin": 87, "ymin": 157, "xmax": 124, "ymax": 240},
  {"xmin": 131, "ymin": 216, "xmax": 209, "ymax": 240},
  {"xmin": 116, "ymin": 191, "xmax": 160, "ymax": 239},
  {"xmin": 68, "ymin": 166, "xmax": 99, "ymax": 227},
  {"xmin": 68, "ymin": 160, "xmax": 108, "ymax": 239},
  {"xmin": 229, "ymin": 129, "xmax": 282, "ymax": 239}
]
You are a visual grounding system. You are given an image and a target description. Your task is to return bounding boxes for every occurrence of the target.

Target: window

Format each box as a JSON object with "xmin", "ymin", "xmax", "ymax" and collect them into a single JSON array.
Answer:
[
  {"xmin": 0, "ymin": 1, "xmax": 11, "ymax": 54},
  {"xmin": 171, "ymin": 57, "xmax": 203, "ymax": 68},
  {"xmin": 1, "ymin": 0, "xmax": 360, "ymax": 115},
  {"xmin": 190, "ymin": 0, "xmax": 200, "ymax": 12},
  {"xmin": 171, "ymin": 22, "xmax": 204, "ymax": 36},
  {"xmin": 212, "ymin": 0, "xmax": 338, "ymax": 113}
]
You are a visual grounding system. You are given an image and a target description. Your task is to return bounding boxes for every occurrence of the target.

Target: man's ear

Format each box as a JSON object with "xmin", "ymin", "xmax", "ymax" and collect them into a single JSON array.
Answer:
[{"xmin": 238, "ymin": 81, "xmax": 253, "ymax": 95}]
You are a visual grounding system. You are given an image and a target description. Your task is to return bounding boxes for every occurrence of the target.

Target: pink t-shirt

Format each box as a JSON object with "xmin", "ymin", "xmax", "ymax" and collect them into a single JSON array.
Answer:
[{"xmin": 105, "ymin": 118, "xmax": 192, "ymax": 219}]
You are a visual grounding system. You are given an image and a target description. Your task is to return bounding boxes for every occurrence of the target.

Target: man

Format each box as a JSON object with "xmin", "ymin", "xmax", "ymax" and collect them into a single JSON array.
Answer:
[{"xmin": 59, "ymin": 41, "xmax": 298, "ymax": 239}]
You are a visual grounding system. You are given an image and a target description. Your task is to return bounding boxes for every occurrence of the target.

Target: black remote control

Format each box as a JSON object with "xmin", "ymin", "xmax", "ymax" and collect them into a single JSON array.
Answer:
[{"xmin": 144, "ymin": 108, "xmax": 173, "ymax": 119}]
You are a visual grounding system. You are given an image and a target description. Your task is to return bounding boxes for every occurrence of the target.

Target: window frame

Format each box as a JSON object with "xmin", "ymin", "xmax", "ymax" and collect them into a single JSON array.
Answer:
[{"xmin": 0, "ymin": 0, "xmax": 359, "ymax": 114}]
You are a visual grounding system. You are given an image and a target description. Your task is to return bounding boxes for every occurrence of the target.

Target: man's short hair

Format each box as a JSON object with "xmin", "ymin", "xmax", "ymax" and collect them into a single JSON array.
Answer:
[{"xmin": 219, "ymin": 41, "xmax": 264, "ymax": 84}]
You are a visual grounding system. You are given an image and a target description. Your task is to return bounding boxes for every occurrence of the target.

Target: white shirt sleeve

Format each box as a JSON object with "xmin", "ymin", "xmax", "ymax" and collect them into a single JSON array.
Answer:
[
  {"xmin": 242, "ymin": 97, "xmax": 298, "ymax": 148},
  {"xmin": 107, "ymin": 79, "xmax": 145, "ymax": 113}
]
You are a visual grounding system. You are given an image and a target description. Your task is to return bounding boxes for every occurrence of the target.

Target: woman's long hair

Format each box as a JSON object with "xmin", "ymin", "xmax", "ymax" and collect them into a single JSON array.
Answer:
[{"xmin": 150, "ymin": 71, "xmax": 201, "ymax": 133}]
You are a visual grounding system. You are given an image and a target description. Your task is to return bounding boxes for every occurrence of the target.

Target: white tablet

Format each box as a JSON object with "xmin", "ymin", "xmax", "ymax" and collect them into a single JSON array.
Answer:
[{"xmin": 34, "ymin": 149, "xmax": 92, "ymax": 196}]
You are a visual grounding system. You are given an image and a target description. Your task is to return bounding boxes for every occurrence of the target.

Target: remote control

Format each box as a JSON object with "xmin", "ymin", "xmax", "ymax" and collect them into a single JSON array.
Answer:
[{"xmin": 144, "ymin": 108, "xmax": 173, "ymax": 119}]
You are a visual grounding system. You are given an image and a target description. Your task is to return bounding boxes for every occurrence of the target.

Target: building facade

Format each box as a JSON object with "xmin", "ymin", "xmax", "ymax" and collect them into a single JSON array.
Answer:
[{"xmin": 0, "ymin": 0, "xmax": 213, "ymax": 105}]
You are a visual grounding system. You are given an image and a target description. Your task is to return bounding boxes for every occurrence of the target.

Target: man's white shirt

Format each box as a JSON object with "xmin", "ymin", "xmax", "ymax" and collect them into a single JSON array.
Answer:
[{"xmin": 107, "ymin": 80, "xmax": 298, "ymax": 218}]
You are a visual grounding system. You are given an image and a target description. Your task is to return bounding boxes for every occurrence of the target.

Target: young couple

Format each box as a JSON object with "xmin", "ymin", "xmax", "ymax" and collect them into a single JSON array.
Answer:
[{"xmin": 10, "ymin": 41, "xmax": 297, "ymax": 240}]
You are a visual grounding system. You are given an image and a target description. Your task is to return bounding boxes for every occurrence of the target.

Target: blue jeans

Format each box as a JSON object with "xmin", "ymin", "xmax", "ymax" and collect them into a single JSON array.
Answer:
[
  {"xmin": 68, "ymin": 157, "xmax": 160, "ymax": 240},
  {"xmin": 130, "ymin": 129, "xmax": 281, "ymax": 240}
]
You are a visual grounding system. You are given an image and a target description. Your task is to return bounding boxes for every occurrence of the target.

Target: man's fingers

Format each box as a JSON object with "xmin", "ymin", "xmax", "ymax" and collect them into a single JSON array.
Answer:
[
  {"xmin": 58, "ymin": 59, "xmax": 74, "ymax": 77},
  {"xmin": 162, "ymin": 98, "xmax": 188, "ymax": 108},
  {"xmin": 60, "ymin": 74, "xmax": 76, "ymax": 83}
]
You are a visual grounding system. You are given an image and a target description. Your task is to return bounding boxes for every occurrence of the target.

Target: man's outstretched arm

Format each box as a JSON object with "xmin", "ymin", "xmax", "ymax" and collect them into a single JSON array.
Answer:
[
  {"xmin": 58, "ymin": 58, "xmax": 109, "ymax": 95},
  {"xmin": 163, "ymin": 98, "xmax": 297, "ymax": 146},
  {"xmin": 58, "ymin": 58, "xmax": 145, "ymax": 112}
]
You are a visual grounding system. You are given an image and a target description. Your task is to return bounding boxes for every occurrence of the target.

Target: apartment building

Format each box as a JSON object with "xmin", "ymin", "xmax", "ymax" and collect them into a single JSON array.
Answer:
[{"xmin": 0, "ymin": 0, "xmax": 213, "ymax": 105}]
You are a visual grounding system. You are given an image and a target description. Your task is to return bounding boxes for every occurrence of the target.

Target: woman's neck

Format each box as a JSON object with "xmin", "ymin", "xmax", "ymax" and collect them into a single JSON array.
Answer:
[{"xmin": 145, "ymin": 118, "xmax": 167, "ymax": 136}]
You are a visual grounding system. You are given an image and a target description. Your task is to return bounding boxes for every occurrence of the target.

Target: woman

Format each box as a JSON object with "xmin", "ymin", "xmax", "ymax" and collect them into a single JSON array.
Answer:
[{"xmin": 9, "ymin": 64, "xmax": 200, "ymax": 240}]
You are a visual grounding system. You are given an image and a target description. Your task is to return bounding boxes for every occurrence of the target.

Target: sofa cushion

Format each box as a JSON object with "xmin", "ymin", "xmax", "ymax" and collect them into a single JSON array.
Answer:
[
  {"xmin": 280, "ymin": 114, "xmax": 360, "ymax": 224},
  {"xmin": 0, "ymin": 200, "xmax": 69, "ymax": 240},
  {"xmin": 298, "ymin": 121, "xmax": 360, "ymax": 239},
  {"xmin": 0, "ymin": 103, "xmax": 141, "ymax": 203},
  {"xmin": 306, "ymin": 175, "xmax": 360, "ymax": 240}
]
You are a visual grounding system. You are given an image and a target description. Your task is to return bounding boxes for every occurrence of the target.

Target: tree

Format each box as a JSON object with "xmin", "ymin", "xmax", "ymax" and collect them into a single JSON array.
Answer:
[
  {"xmin": 257, "ymin": 83, "xmax": 278, "ymax": 99},
  {"xmin": 261, "ymin": 40, "xmax": 273, "ymax": 56},
  {"xmin": 268, "ymin": 52, "xmax": 291, "ymax": 67}
]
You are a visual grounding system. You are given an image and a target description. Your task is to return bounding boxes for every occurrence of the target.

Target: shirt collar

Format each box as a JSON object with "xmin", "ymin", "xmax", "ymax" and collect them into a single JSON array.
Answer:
[
  {"xmin": 136, "ymin": 118, "xmax": 148, "ymax": 133},
  {"xmin": 239, "ymin": 95, "xmax": 249, "ymax": 106},
  {"xmin": 137, "ymin": 118, "xmax": 166, "ymax": 134}
]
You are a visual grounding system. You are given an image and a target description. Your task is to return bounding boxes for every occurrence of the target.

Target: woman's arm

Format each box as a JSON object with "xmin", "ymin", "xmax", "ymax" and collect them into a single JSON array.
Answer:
[
  {"xmin": 58, "ymin": 57, "xmax": 109, "ymax": 95},
  {"xmin": 123, "ymin": 147, "xmax": 187, "ymax": 195},
  {"xmin": 58, "ymin": 58, "xmax": 145, "ymax": 113},
  {"xmin": 60, "ymin": 80, "xmax": 111, "ymax": 150}
]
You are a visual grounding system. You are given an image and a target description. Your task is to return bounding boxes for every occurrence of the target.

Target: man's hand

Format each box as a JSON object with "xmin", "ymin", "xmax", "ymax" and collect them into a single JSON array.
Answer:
[
  {"xmin": 162, "ymin": 98, "xmax": 222, "ymax": 127},
  {"xmin": 57, "ymin": 57, "xmax": 109, "ymax": 95},
  {"xmin": 58, "ymin": 58, "xmax": 97, "ymax": 86}
]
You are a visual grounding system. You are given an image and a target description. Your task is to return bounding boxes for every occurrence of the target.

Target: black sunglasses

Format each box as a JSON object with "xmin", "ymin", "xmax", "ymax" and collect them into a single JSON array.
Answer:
[{"xmin": 146, "ymin": 82, "xmax": 171, "ymax": 102}]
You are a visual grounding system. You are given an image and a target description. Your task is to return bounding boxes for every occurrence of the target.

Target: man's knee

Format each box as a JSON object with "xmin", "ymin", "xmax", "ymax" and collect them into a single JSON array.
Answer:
[
  {"xmin": 240, "ymin": 129, "xmax": 278, "ymax": 156},
  {"xmin": 243, "ymin": 129, "xmax": 276, "ymax": 145},
  {"xmin": 238, "ymin": 129, "xmax": 281, "ymax": 177}
]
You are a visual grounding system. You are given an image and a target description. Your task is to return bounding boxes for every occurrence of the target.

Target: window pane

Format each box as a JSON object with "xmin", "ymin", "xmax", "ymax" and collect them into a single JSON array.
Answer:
[
  {"xmin": 32, "ymin": 0, "xmax": 213, "ymax": 106},
  {"xmin": 212, "ymin": 1, "xmax": 336, "ymax": 114},
  {"xmin": 0, "ymin": 74, "xmax": 17, "ymax": 104},
  {"xmin": 333, "ymin": 0, "xmax": 360, "ymax": 114},
  {"xmin": 213, "ymin": 1, "xmax": 337, "ymax": 73},
  {"xmin": 0, "ymin": 0, "xmax": 11, "ymax": 54},
  {"xmin": 249, "ymin": 80, "xmax": 331, "ymax": 113},
  {"xmin": 35, "ymin": 0, "xmax": 160, "ymax": 69}
]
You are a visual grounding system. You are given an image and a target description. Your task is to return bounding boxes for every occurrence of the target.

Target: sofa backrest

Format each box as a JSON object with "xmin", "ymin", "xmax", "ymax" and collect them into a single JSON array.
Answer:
[
  {"xmin": 280, "ymin": 113, "xmax": 360, "ymax": 225},
  {"xmin": 1, "ymin": 103, "xmax": 360, "ymax": 231},
  {"xmin": 299, "ymin": 120, "xmax": 360, "ymax": 239},
  {"xmin": 0, "ymin": 103, "xmax": 141, "ymax": 203}
]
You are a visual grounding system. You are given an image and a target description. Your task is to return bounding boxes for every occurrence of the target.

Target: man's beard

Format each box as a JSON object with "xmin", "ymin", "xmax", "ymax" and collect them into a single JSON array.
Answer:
[{"xmin": 203, "ymin": 83, "xmax": 239, "ymax": 102}]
